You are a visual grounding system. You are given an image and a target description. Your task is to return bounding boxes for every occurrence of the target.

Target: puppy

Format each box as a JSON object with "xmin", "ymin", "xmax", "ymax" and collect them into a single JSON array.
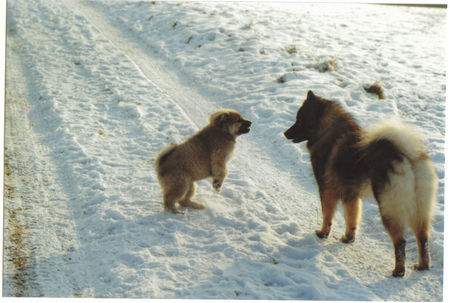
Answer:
[{"xmin": 156, "ymin": 109, "xmax": 251, "ymax": 214}]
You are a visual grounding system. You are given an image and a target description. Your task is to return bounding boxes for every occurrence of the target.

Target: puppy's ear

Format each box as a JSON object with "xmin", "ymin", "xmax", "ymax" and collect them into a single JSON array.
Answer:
[{"xmin": 211, "ymin": 112, "xmax": 229, "ymax": 128}]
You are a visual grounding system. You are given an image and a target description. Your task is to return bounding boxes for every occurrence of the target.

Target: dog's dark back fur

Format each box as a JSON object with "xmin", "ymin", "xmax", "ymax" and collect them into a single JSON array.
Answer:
[{"xmin": 284, "ymin": 91, "xmax": 404, "ymax": 201}]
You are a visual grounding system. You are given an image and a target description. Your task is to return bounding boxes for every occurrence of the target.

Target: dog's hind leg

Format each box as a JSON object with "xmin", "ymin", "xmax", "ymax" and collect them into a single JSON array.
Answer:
[
  {"xmin": 381, "ymin": 215, "xmax": 406, "ymax": 277},
  {"xmin": 413, "ymin": 223, "xmax": 431, "ymax": 271},
  {"xmin": 341, "ymin": 197, "xmax": 362, "ymax": 243},
  {"xmin": 179, "ymin": 182, "xmax": 205, "ymax": 210},
  {"xmin": 411, "ymin": 154, "xmax": 437, "ymax": 271},
  {"xmin": 373, "ymin": 158, "xmax": 415, "ymax": 276},
  {"xmin": 163, "ymin": 179, "xmax": 190, "ymax": 214},
  {"xmin": 316, "ymin": 188, "xmax": 339, "ymax": 239}
]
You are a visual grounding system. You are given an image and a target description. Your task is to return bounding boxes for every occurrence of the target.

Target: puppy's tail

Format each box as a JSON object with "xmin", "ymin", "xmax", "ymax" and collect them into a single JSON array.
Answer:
[
  {"xmin": 362, "ymin": 120, "xmax": 437, "ymax": 224},
  {"xmin": 155, "ymin": 144, "xmax": 177, "ymax": 175}
]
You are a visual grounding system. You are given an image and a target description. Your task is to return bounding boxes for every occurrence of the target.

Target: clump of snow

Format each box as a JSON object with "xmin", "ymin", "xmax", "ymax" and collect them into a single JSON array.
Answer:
[{"xmin": 3, "ymin": 0, "xmax": 445, "ymax": 301}]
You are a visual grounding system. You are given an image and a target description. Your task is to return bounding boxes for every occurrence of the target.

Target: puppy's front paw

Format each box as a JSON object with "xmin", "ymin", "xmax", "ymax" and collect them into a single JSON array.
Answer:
[{"xmin": 213, "ymin": 179, "xmax": 222, "ymax": 192}]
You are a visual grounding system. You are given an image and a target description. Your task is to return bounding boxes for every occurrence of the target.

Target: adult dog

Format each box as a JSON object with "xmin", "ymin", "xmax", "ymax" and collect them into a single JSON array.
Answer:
[
  {"xmin": 156, "ymin": 109, "xmax": 251, "ymax": 214},
  {"xmin": 284, "ymin": 91, "xmax": 437, "ymax": 277}
]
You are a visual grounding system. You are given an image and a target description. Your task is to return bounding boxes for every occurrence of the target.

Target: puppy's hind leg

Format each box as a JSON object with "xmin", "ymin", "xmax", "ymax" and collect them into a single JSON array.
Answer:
[
  {"xmin": 163, "ymin": 179, "xmax": 190, "ymax": 214},
  {"xmin": 179, "ymin": 182, "xmax": 205, "ymax": 210}
]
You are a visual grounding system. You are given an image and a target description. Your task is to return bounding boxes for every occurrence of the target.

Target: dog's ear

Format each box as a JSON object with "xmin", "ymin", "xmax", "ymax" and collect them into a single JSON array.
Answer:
[
  {"xmin": 306, "ymin": 90, "xmax": 316, "ymax": 101},
  {"xmin": 211, "ymin": 112, "xmax": 230, "ymax": 128},
  {"xmin": 299, "ymin": 90, "xmax": 323, "ymax": 121}
]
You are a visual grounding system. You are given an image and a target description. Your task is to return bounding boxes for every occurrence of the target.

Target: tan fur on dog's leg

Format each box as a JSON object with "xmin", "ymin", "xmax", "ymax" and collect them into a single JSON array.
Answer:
[
  {"xmin": 179, "ymin": 183, "xmax": 205, "ymax": 209},
  {"xmin": 316, "ymin": 188, "xmax": 339, "ymax": 239},
  {"xmin": 163, "ymin": 179, "xmax": 189, "ymax": 214},
  {"xmin": 211, "ymin": 149, "xmax": 228, "ymax": 192},
  {"xmin": 341, "ymin": 197, "xmax": 362, "ymax": 243},
  {"xmin": 178, "ymin": 182, "xmax": 196, "ymax": 206}
]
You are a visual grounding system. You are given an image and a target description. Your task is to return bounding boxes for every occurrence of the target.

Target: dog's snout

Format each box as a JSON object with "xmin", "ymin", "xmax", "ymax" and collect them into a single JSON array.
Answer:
[
  {"xmin": 284, "ymin": 127, "xmax": 293, "ymax": 139},
  {"xmin": 238, "ymin": 119, "xmax": 252, "ymax": 135},
  {"xmin": 241, "ymin": 119, "xmax": 251, "ymax": 127}
]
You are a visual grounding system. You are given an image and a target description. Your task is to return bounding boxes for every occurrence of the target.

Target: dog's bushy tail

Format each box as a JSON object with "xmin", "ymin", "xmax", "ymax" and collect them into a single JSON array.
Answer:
[
  {"xmin": 362, "ymin": 120, "xmax": 437, "ymax": 225},
  {"xmin": 362, "ymin": 120, "xmax": 427, "ymax": 162}
]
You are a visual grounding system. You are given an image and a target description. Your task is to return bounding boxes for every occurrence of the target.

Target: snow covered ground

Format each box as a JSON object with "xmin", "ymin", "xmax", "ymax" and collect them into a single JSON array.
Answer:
[{"xmin": 3, "ymin": 0, "xmax": 446, "ymax": 300}]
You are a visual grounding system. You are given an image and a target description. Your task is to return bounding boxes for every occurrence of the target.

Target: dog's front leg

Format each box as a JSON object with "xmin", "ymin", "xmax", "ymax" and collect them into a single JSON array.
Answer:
[
  {"xmin": 212, "ymin": 168, "xmax": 227, "ymax": 192},
  {"xmin": 211, "ymin": 150, "xmax": 228, "ymax": 192},
  {"xmin": 316, "ymin": 187, "xmax": 339, "ymax": 238},
  {"xmin": 341, "ymin": 197, "xmax": 362, "ymax": 243}
]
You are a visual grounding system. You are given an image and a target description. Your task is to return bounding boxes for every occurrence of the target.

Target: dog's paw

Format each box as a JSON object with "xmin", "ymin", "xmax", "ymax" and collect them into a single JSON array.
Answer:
[
  {"xmin": 315, "ymin": 230, "xmax": 330, "ymax": 239},
  {"xmin": 213, "ymin": 179, "xmax": 222, "ymax": 192},
  {"xmin": 341, "ymin": 234, "xmax": 355, "ymax": 243},
  {"xmin": 391, "ymin": 267, "xmax": 405, "ymax": 277},
  {"xmin": 183, "ymin": 200, "xmax": 205, "ymax": 210},
  {"xmin": 165, "ymin": 206, "xmax": 184, "ymax": 215},
  {"xmin": 413, "ymin": 263, "xmax": 431, "ymax": 271}
]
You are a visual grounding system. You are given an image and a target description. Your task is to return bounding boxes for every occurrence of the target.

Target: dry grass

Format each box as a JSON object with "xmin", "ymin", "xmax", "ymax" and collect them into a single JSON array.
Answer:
[
  {"xmin": 277, "ymin": 75, "xmax": 286, "ymax": 83},
  {"xmin": 315, "ymin": 59, "xmax": 337, "ymax": 72},
  {"xmin": 364, "ymin": 83, "xmax": 385, "ymax": 99},
  {"xmin": 6, "ymin": 207, "xmax": 31, "ymax": 296},
  {"xmin": 286, "ymin": 46, "xmax": 297, "ymax": 55},
  {"xmin": 3, "ymin": 146, "xmax": 38, "ymax": 296}
]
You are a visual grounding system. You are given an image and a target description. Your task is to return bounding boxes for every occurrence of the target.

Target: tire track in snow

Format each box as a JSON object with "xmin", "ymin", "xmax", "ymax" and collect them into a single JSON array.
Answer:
[
  {"xmin": 70, "ymin": 0, "xmax": 208, "ymax": 130},
  {"xmin": 4, "ymin": 34, "xmax": 88, "ymax": 297}
]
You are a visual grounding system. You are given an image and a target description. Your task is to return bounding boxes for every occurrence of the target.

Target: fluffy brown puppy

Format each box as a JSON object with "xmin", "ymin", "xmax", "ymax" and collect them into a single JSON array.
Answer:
[{"xmin": 156, "ymin": 109, "xmax": 251, "ymax": 214}]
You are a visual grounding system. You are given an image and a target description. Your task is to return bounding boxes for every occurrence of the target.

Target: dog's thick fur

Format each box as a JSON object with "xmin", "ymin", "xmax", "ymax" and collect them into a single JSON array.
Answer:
[
  {"xmin": 284, "ymin": 91, "xmax": 437, "ymax": 277},
  {"xmin": 156, "ymin": 109, "xmax": 251, "ymax": 214}
]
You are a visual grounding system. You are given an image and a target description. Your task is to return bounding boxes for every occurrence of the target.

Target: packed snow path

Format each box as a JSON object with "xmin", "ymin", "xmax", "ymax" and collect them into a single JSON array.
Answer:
[{"xmin": 4, "ymin": 0, "xmax": 445, "ymax": 300}]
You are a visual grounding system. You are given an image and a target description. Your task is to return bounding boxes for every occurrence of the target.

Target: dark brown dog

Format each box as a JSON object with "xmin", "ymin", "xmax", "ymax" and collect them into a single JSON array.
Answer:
[{"xmin": 285, "ymin": 91, "xmax": 437, "ymax": 277}]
